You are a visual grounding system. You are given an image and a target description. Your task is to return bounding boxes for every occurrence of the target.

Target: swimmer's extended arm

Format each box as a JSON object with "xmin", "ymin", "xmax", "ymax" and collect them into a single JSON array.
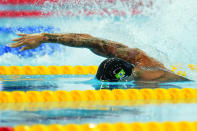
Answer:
[
  {"xmin": 10, "ymin": 33, "xmax": 164, "ymax": 67},
  {"xmin": 10, "ymin": 33, "xmax": 139, "ymax": 64},
  {"xmin": 41, "ymin": 33, "xmax": 132, "ymax": 60},
  {"xmin": 10, "ymin": 33, "xmax": 190, "ymax": 82}
]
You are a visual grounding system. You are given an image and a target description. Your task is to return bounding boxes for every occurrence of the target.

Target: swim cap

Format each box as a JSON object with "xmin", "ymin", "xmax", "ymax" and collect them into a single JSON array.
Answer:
[{"xmin": 96, "ymin": 58, "xmax": 134, "ymax": 82}]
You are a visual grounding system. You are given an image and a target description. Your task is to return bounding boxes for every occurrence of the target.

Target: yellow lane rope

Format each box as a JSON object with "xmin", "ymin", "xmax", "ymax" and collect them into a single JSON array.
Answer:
[
  {"xmin": 0, "ymin": 88, "xmax": 197, "ymax": 103},
  {"xmin": 0, "ymin": 98, "xmax": 195, "ymax": 111},
  {"xmin": 0, "ymin": 65, "xmax": 192, "ymax": 75},
  {"xmin": 0, "ymin": 66, "xmax": 98, "ymax": 75},
  {"xmin": 14, "ymin": 121, "xmax": 197, "ymax": 131}
]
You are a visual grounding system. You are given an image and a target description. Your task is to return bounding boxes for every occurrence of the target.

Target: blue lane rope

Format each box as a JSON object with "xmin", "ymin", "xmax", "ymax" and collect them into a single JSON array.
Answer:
[
  {"xmin": 0, "ymin": 44, "xmax": 62, "ymax": 57},
  {"xmin": 0, "ymin": 26, "xmax": 59, "ymax": 34},
  {"xmin": 0, "ymin": 26, "xmax": 62, "ymax": 57}
]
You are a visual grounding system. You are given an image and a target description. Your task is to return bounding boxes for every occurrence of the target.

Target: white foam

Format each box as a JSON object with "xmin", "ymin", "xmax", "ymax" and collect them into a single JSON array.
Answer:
[{"xmin": 1, "ymin": 0, "xmax": 197, "ymax": 79}]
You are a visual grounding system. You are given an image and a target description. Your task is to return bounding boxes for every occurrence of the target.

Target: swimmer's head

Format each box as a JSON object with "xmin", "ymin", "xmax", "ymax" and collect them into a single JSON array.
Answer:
[{"xmin": 96, "ymin": 58, "xmax": 134, "ymax": 82}]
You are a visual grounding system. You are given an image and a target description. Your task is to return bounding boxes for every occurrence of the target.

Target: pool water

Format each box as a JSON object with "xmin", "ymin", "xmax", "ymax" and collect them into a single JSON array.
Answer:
[
  {"xmin": 0, "ymin": 75, "xmax": 197, "ymax": 126},
  {"xmin": 2, "ymin": 102, "xmax": 197, "ymax": 126},
  {"xmin": 0, "ymin": 0, "xmax": 197, "ymax": 127},
  {"xmin": 0, "ymin": 75, "xmax": 196, "ymax": 92}
]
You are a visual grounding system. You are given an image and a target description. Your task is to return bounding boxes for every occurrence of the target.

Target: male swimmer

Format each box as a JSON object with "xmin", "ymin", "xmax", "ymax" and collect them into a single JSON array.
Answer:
[{"xmin": 10, "ymin": 33, "xmax": 189, "ymax": 82}]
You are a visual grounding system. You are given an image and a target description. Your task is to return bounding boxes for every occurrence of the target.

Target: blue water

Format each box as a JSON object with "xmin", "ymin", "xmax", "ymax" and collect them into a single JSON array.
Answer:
[
  {"xmin": 0, "ymin": 0, "xmax": 197, "ymax": 127},
  {"xmin": 0, "ymin": 75, "xmax": 195, "ymax": 92},
  {"xmin": 0, "ymin": 75, "xmax": 196, "ymax": 126},
  {"xmin": 1, "ymin": 102, "xmax": 197, "ymax": 126}
]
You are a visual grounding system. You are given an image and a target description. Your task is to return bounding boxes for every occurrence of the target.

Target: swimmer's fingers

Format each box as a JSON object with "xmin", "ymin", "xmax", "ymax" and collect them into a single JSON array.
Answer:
[
  {"xmin": 17, "ymin": 33, "xmax": 27, "ymax": 37},
  {"xmin": 10, "ymin": 41, "xmax": 26, "ymax": 48},
  {"xmin": 20, "ymin": 46, "xmax": 31, "ymax": 51},
  {"xmin": 12, "ymin": 37, "xmax": 24, "ymax": 41}
]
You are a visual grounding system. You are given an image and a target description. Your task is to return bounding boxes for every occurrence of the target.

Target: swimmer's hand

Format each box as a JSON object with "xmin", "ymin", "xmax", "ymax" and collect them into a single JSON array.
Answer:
[{"xmin": 10, "ymin": 33, "xmax": 44, "ymax": 51}]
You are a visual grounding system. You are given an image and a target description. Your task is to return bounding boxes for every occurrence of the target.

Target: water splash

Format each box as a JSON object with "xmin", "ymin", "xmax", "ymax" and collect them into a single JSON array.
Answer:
[{"xmin": 0, "ymin": 0, "xmax": 196, "ymax": 79}]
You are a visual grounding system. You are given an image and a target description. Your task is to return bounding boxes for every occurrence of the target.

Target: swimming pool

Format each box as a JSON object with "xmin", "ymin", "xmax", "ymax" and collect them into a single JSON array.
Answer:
[{"xmin": 0, "ymin": 0, "xmax": 197, "ymax": 130}]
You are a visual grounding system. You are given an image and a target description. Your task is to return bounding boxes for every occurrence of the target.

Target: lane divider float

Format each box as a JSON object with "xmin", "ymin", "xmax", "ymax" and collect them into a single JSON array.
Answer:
[
  {"xmin": 0, "ymin": 11, "xmax": 50, "ymax": 17},
  {"xmin": 0, "ymin": 66, "xmax": 98, "ymax": 75},
  {"xmin": 1, "ymin": 121, "xmax": 197, "ymax": 131},
  {"xmin": 0, "ymin": 26, "xmax": 60, "ymax": 57},
  {"xmin": 0, "ymin": 0, "xmax": 122, "ymax": 5},
  {"xmin": 0, "ymin": 44, "xmax": 62, "ymax": 57},
  {"xmin": 0, "ymin": 0, "xmax": 49, "ymax": 5},
  {"xmin": 0, "ymin": 127, "xmax": 13, "ymax": 131},
  {"xmin": 0, "ymin": 26, "xmax": 58, "ymax": 33},
  {"xmin": 0, "ymin": 65, "xmax": 195, "ymax": 75},
  {"xmin": 0, "ymin": 9, "xmax": 142, "ymax": 18},
  {"xmin": 0, "ymin": 88, "xmax": 197, "ymax": 103}
]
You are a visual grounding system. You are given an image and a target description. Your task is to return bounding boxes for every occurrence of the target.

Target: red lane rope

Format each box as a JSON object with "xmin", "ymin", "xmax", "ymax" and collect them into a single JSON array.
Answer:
[
  {"xmin": 0, "ymin": 0, "xmax": 85, "ymax": 5},
  {"xmin": 0, "ymin": 11, "xmax": 51, "ymax": 17},
  {"xmin": 0, "ymin": 0, "xmax": 47, "ymax": 5},
  {"xmin": 0, "ymin": 0, "xmax": 115, "ymax": 5},
  {"xmin": 0, "ymin": 0, "xmax": 137, "ymax": 5},
  {"xmin": 0, "ymin": 9, "xmax": 141, "ymax": 17},
  {"xmin": 0, "ymin": 127, "xmax": 13, "ymax": 131}
]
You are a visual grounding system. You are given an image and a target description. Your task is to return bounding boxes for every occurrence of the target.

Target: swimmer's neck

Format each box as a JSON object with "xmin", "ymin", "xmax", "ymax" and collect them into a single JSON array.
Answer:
[{"xmin": 132, "ymin": 66, "xmax": 190, "ymax": 82}]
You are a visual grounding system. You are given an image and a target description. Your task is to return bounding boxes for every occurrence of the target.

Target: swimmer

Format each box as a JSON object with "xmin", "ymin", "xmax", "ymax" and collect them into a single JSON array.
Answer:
[{"xmin": 10, "ymin": 33, "xmax": 190, "ymax": 82}]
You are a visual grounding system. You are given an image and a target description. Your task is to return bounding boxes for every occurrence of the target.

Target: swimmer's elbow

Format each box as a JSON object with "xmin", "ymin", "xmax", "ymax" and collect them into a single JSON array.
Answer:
[
  {"xmin": 165, "ymin": 71, "xmax": 191, "ymax": 82},
  {"xmin": 178, "ymin": 76, "xmax": 191, "ymax": 82}
]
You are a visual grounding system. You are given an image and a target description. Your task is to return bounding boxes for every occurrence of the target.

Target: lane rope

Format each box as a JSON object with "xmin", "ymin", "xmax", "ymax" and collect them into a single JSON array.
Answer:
[
  {"xmin": 0, "ymin": 11, "xmax": 50, "ymax": 17},
  {"xmin": 0, "ymin": 66, "xmax": 98, "ymax": 75},
  {"xmin": 0, "ymin": 88, "xmax": 197, "ymax": 103},
  {"xmin": 0, "ymin": 44, "xmax": 62, "ymax": 57},
  {"xmin": 0, "ymin": 26, "xmax": 60, "ymax": 57},
  {"xmin": 0, "ymin": 65, "xmax": 195, "ymax": 76},
  {"xmin": 0, "ymin": 26, "xmax": 58, "ymax": 33},
  {"xmin": 10, "ymin": 121, "xmax": 197, "ymax": 131},
  {"xmin": 0, "ymin": 9, "xmax": 142, "ymax": 17}
]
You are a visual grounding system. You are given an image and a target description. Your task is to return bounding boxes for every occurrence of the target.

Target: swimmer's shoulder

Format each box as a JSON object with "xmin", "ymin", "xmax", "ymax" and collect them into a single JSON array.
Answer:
[{"xmin": 124, "ymin": 48, "xmax": 165, "ymax": 68}]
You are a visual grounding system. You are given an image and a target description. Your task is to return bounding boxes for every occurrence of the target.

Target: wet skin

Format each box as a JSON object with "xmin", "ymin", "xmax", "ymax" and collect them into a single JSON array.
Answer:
[{"xmin": 10, "ymin": 33, "xmax": 190, "ymax": 82}]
